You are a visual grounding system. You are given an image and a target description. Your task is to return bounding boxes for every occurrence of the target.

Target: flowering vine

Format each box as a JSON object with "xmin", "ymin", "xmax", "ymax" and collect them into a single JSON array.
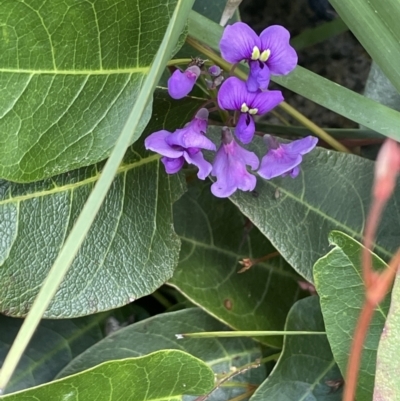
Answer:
[{"xmin": 145, "ymin": 22, "xmax": 318, "ymax": 198}]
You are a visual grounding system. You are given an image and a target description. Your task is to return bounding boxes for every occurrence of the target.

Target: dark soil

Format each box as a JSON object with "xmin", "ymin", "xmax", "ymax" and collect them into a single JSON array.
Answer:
[{"xmin": 239, "ymin": 0, "xmax": 371, "ymax": 128}]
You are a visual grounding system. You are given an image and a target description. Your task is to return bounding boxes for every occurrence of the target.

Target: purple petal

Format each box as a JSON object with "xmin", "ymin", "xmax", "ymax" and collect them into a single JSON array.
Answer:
[
  {"xmin": 166, "ymin": 127, "xmax": 216, "ymax": 151},
  {"xmin": 235, "ymin": 143, "xmax": 260, "ymax": 170},
  {"xmin": 208, "ymin": 65, "xmax": 221, "ymax": 76},
  {"xmin": 161, "ymin": 156, "xmax": 185, "ymax": 174},
  {"xmin": 236, "ymin": 113, "xmax": 255, "ymax": 144},
  {"xmin": 211, "ymin": 139, "xmax": 258, "ymax": 198},
  {"xmin": 218, "ymin": 77, "xmax": 251, "ymax": 111},
  {"xmin": 259, "ymin": 25, "xmax": 297, "ymax": 75},
  {"xmin": 168, "ymin": 66, "xmax": 200, "ymax": 99},
  {"xmin": 251, "ymin": 90, "xmax": 284, "ymax": 115},
  {"xmin": 258, "ymin": 149, "xmax": 301, "ymax": 179},
  {"xmin": 290, "ymin": 166, "xmax": 300, "ymax": 178},
  {"xmin": 220, "ymin": 22, "xmax": 260, "ymax": 64},
  {"xmin": 247, "ymin": 61, "xmax": 271, "ymax": 92},
  {"xmin": 145, "ymin": 130, "xmax": 183, "ymax": 158},
  {"xmin": 184, "ymin": 150, "xmax": 212, "ymax": 179},
  {"xmin": 281, "ymin": 136, "xmax": 318, "ymax": 155}
]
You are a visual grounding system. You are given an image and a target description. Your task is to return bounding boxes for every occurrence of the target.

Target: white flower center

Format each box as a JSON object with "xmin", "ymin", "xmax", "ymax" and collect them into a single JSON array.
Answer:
[{"xmin": 241, "ymin": 103, "xmax": 249, "ymax": 113}]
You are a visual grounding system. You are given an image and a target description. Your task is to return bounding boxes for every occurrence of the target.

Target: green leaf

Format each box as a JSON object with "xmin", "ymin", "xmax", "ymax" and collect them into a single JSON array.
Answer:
[
  {"xmin": 291, "ymin": 18, "xmax": 348, "ymax": 50},
  {"xmin": 187, "ymin": 11, "xmax": 400, "ymax": 141},
  {"xmin": 374, "ymin": 273, "xmax": 400, "ymax": 400},
  {"xmin": 250, "ymin": 296, "xmax": 343, "ymax": 401},
  {"xmin": 0, "ymin": 143, "xmax": 184, "ymax": 318},
  {"xmin": 205, "ymin": 126, "xmax": 400, "ymax": 282},
  {"xmin": 0, "ymin": 314, "xmax": 105, "ymax": 394},
  {"xmin": 0, "ymin": 350, "xmax": 215, "ymax": 401},
  {"xmin": 329, "ymin": 0, "xmax": 400, "ymax": 94},
  {"xmin": 58, "ymin": 308, "xmax": 266, "ymax": 401},
  {"xmin": 314, "ymin": 231, "xmax": 390, "ymax": 401},
  {"xmin": 0, "ymin": 0, "xmax": 186, "ymax": 183},
  {"xmin": 169, "ymin": 180, "xmax": 305, "ymax": 348}
]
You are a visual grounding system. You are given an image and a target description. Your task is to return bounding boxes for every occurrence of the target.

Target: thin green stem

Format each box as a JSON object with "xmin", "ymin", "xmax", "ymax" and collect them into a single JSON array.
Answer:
[
  {"xmin": 178, "ymin": 330, "xmax": 326, "ymax": 338},
  {"xmin": 151, "ymin": 290, "xmax": 173, "ymax": 309},
  {"xmin": 186, "ymin": 36, "xmax": 351, "ymax": 153}
]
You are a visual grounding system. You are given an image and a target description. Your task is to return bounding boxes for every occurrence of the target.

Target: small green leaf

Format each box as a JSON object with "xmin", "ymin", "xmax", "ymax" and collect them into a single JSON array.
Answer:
[
  {"xmin": 314, "ymin": 231, "xmax": 390, "ymax": 401},
  {"xmin": 169, "ymin": 180, "xmax": 304, "ymax": 348},
  {"xmin": 0, "ymin": 314, "xmax": 105, "ymax": 393},
  {"xmin": 0, "ymin": 145, "xmax": 184, "ymax": 318},
  {"xmin": 205, "ymin": 126, "xmax": 400, "ymax": 282},
  {"xmin": 58, "ymin": 308, "xmax": 266, "ymax": 401},
  {"xmin": 373, "ymin": 273, "xmax": 400, "ymax": 400},
  {"xmin": 250, "ymin": 296, "xmax": 343, "ymax": 401},
  {"xmin": 0, "ymin": 350, "xmax": 215, "ymax": 401},
  {"xmin": 0, "ymin": 0, "xmax": 185, "ymax": 182}
]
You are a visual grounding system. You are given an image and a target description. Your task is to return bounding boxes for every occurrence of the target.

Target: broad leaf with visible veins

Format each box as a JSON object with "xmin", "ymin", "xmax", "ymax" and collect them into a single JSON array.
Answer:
[
  {"xmin": 250, "ymin": 296, "xmax": 343, "ymax": 401},
  {"xmin": 59, "ymin": 308, "xmax": 266, "ymax": 401},
  {"xmin": 314, "ymin": 231, "xmax": 389, "ymax": 401},
  {"xmin": 170, "ymin": 180, "xmax": 305, "ymax": 348},
  {"xmin": 206, "ymin": 126, "xmax": 400, "ymax": 282},
  {"xmin": 0, "ymin": 0, "xmax": 183, "ymax": 182},
  {"xmin": 0, "ymin": 350, "xmax": 215, "ymax": 401}
]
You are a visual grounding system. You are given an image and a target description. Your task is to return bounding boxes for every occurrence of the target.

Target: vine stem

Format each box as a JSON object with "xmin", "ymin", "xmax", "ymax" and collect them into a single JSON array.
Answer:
[{"xmin": 185, "ymin": 36, "xmax": 351, "ymax": 153}]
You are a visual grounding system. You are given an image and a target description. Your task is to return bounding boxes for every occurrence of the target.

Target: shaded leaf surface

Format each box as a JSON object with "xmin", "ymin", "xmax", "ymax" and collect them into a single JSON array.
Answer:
[
  {"xmin": 58, "ymin": 308, "xmax": 265, "ymax": 401},
  {"xmin": 314, "ymin": 231, "xmax": 390, "ymax": 401},
  {"xmin": 0, "ymin": 142, "xmax": 184, "ymax": 318},
  {"xmin": 0, "ymin": 314, "xmax": 104, "ymax": 394},
  {"xmin": 169, "ymin": 181, "xmax": 304, "ymax": 348},
  {"xmin": 0, "ymin": 350, "xmax": 215, "ymax": 401},
  {"xmin": 374, "ymin": 273, "xmax": 400, "ymax": 401},
  {"xmin": 250, "ymin": 296, "xmax": 343, "ymax": 401},
  {"xmin": 0, "ymin": 0, "xmax": 183, "ymax": 182},
  {"xmin": 205, "ymin": 126, "xmax": 400, "ymax": 282}
]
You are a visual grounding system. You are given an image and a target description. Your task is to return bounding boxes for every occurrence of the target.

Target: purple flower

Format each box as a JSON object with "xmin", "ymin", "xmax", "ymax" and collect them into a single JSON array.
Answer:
[
  {"xmin": 208, "ymin": 65, "xmax": 222, "ymax": 76},
  {"xmin": 218, "ymin": 77, "xmax": 283, "ymax": 144},
  {"xmin": 258, "ymin": 135, "xmax": 318, "ymax": 179},
  {"xmin": 211, "ymin": 127, "xmax": 259, "ymax": 198},
  {"xmin": 144, "ymin": 109, "xmax": 216, "ymax": 179},
  {"xmin": 168, "ymin": 66, "xmax": 201, "ymax": 99},
  {"xmin": 220, "ymin": 22, "xmax": 297, "ymax": 91}
]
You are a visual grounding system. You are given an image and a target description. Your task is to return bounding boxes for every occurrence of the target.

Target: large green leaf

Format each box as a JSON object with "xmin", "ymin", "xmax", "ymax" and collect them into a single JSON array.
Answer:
[
  {"xmin": 204, "ymin": 127, "xmax": 400, "ymax": 282},
  {"xmin": 329, "ymin": 0, "xmax": 400, "ymax": 94},
  {"xmin": 169, "ymin": 180, "xmax": 305, "ymax": 348},
  {"xmin": 0, "ymin": 88, "xmax": 207, "ymax": 318},
  {"xmin": 314, "ymin": 231, "xmax": 390, "ymax": 401},
  {"xmin": 187, "ymin": 11, "xmax": 400, "ymax": 141},
  {"xmin": 0, "ymin": 314, "xmax": 105, "ymax": 394},
  {"xmin": 0, "ymin": 350, "xmax": 215, "ymax": 401},
  {"xmin": 373, "ymin": 274, "xmax": 400, "ymax": 400},
  {"xmin": 250, "ymin": 296, "xmax": 343, "ymax": 401},
  {"xmin": 58, "ymin": 308, "xmax": 266, "ymax": 401},
  {"xmin": 0, "ymin": 0, "xmax": 186, "ymax": 183},
  {"xmin": 0, "ymin": 144, "xmax": 184, "ymax": 318}
]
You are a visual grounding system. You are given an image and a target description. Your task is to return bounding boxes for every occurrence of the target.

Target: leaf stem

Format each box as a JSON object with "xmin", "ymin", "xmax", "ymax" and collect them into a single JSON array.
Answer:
[
  {"xmin": 185, "ymin": 36, "xmax": 351, "ymax": 153},
  {"xmin": 178, "ymin": 330, "xmax": 326, "ymax": 338}
]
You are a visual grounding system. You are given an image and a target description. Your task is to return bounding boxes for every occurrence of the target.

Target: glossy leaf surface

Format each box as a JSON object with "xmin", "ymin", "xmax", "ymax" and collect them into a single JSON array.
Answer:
[
  {"xmin": 0, "ymin": 350, "xmax": 215, "ymax": 401},
  {"xmin": 0, "ymin": 0, "xmax": 183, "ymax": 182},
  {"xmin": 250, "ymin": 296, "xmax": 343, "ymax": 401},
  {"xmin": 314, "ymin": 231, "xmax": 389, "ymax": 401},
  {"xmin": 59, "ymin": 308, "xmax": 266, "ymax": 401},
  {"xmin": 205, "ymin": 127, "xmax": 400, "ymax": 282},
  {"xmin": 170, "ymin": 181, "xmax": 304, "ymax": 348}
]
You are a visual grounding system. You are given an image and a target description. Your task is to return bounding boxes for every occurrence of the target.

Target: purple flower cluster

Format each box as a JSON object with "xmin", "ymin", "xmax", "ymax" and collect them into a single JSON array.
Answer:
[{"xmin": 145, "ymin": 22, "xmax": 318, "ymax": 198}]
